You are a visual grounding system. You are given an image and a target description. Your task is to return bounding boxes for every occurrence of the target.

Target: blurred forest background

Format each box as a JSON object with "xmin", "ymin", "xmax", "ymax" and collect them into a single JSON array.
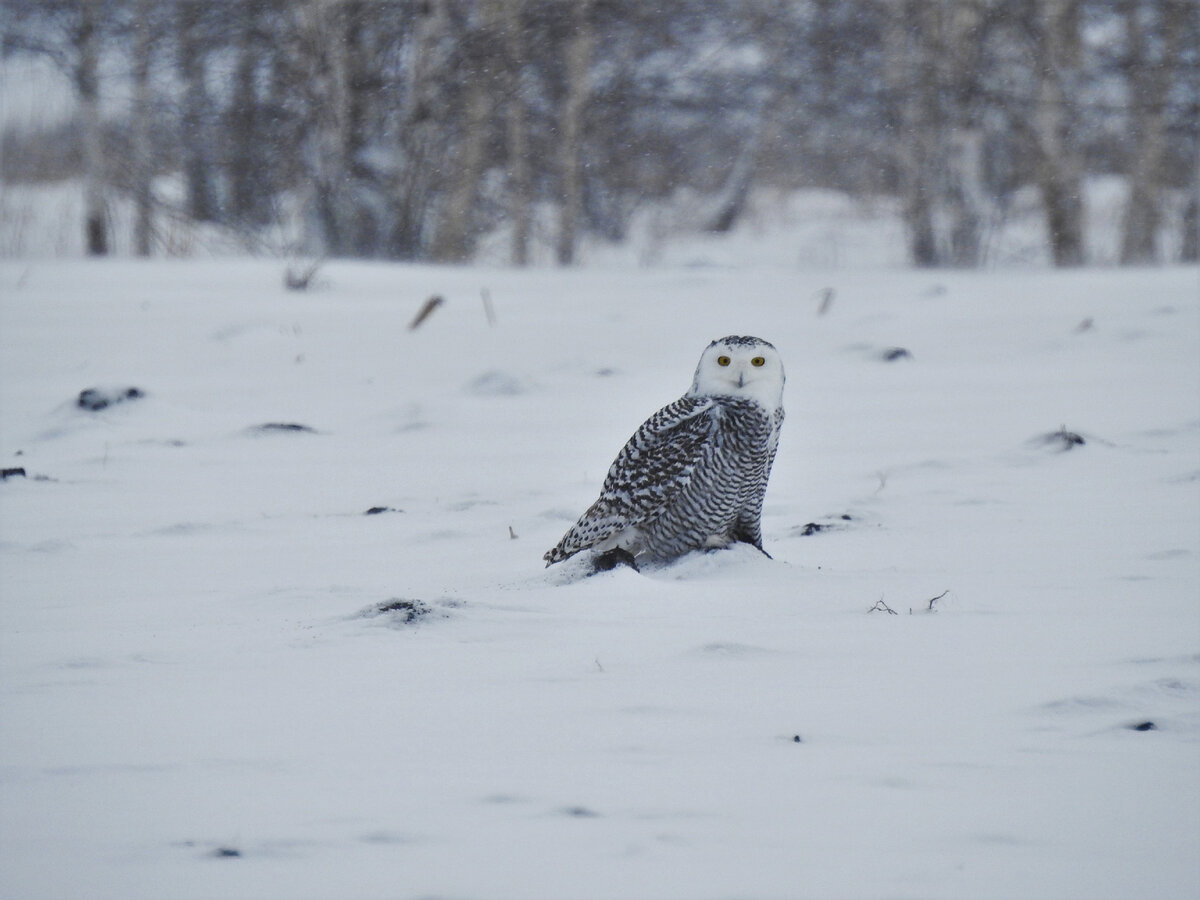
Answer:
[{"xmin": 2, "ymin": 0, "xmax": 1198, "ymax": 267}]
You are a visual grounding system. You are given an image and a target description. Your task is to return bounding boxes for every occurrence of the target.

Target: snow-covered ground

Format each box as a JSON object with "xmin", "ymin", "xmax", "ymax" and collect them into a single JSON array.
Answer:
[{"xmin": 1, "ymin": 258, "xmax": 1198, "ymax": 900}]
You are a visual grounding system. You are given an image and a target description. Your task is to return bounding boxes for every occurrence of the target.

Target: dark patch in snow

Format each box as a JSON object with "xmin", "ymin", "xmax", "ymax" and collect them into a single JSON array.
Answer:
[
  {"xmin": 212, "ymin": 847, "xmax": 242, "ymax": 858},
  {"xmin": 77, "ymin": 386, "xmax": 144, "ymax": 411},
  {"xmin": 1, "ymin": 467, "xmax": 26, "ymax": 480},
  {"xmin": 284, "ymin": 259, "xmax": 323, "ymax": 291},
  {"xmin": 360, "ymin": 597, "xmax": 454, "ymax": 626},
  {"xmin": 793, "ymin": 514, "xmax": 853, "ymax": 537},
  {"xmin": 364, "ymin": 506, "xmax": 394, "ymax": 515},
  {"xmin": 1129, "ymin": 721, "xmax": 1158, "ymax": 732},
  {"xmin": 792, "ymin": 734, "xmax": 803, "ymax": 743},
  {"xmin": 698, "ymin": 642, "xmax": 774, "ymax": 658},
  {"xmin": 591, "ymin": 547, "xmax": 639, "ymax": 573},
  {"xmin": 881, "ymin": 346, "xmax": 912, "ymax": 362},
  {"xmin": 375, "ymin": 598, "xmax": 431, "ymax": 623},
  {"xmin": 358, "ymin": 831, "xmax": 412, "ymax": 845},
  {"xmin": 249, "ymin": 422, "xmax": 317, "ymax": 434},
  {"xmin": 1036, "ymin": 426, "xmax": 1086, "ymax": 451},
  {"xmin": 1146, "ymin": 547, "xmax": 1189, "ymax": 561},
  {"xmin": 482, "ymin": 793, "xmax": 526, "ymax": 805},
  {"xmin": 466, "ymin": 370, "xmax": 525, "ymax": 396},
  {"xmin": 560, "ymin": 806, "xmax": 601, "ymax": 818}
]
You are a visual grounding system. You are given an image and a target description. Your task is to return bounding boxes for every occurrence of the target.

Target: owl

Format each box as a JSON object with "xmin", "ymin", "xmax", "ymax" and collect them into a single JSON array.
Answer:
[{"xmin": 545, "ymin": 335, "xmax": 785, "ymax": 570}]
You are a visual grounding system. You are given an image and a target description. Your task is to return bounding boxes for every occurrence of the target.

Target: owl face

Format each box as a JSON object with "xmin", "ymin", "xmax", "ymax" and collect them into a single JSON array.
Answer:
[{"xmin": 688, "ymin": 336, "xmax": 784, "ymax": 409}]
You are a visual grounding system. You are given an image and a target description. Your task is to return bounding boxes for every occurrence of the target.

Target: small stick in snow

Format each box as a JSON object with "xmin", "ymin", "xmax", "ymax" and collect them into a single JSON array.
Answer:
[
  {"xmin": 508, "ymin": 525, "xmax": 519, "ymax": 540},
  {"xmin": 816, "ymin": 287, "xmax": 835, "ymax": 316},
  {"xmin": 926, "ymin": 589, "xmax": 949, "ymax": 611},
  {"xmin": 409, "ymin": 295, "xmax": 444, "ymax": 330},
  {"xmin": 869, "ymin": 597, "xmax": 898, "ymax": 615},
  {"xmin": 482, "ymin": 288, "xmax": 496, "ymax": 326}
]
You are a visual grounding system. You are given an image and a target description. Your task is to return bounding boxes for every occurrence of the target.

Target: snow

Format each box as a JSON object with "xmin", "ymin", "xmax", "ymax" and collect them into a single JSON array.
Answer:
[{"xmin": 1, "ymin": 258, "xmax": 1198, "ymax": 900}]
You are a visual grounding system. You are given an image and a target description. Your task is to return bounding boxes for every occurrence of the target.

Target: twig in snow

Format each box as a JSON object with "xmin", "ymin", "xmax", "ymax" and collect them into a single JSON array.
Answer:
[
  {"xmin": 508, "ymin": 525, "xmax": 519, "ymax": 540},
  {"xmin": 927, "ymin": 590, "xmax": 949, "ymax": 611},
  {"xmin": 816, "ymin": 287, "xmax": 835, "ymax": 316},
  {"xmin": 869, "ymin": 597, "xmax": 898, "ymax": 615},
  {"xmin": 409, "ymin": 295, "xmax": 444, "ymax": 330},
  {"xmin": 482, "ymin": 288, "xmax": 496, "ymax": 326}
]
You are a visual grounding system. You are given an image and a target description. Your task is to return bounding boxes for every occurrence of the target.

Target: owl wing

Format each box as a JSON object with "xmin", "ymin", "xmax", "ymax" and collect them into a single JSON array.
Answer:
[{"xmin": 544, "ymin": 396, "xmax": 718, "ymax": 564}]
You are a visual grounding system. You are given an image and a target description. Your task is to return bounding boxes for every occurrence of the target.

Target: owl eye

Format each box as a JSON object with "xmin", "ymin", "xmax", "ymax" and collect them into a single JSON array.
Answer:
[
  {"xmin": 717, "ymin": 355, "xmax": 731, "ymax": 366},
  {"xmin": 751, "ymin": 356, "xmax": 765, "ymax": 367}
]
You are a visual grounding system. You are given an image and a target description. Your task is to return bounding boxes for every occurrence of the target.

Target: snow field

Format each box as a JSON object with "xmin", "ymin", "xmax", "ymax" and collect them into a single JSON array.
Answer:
[{"xmin": 1, "ymin": 259, "xmax": 1198, "ymax": 899}]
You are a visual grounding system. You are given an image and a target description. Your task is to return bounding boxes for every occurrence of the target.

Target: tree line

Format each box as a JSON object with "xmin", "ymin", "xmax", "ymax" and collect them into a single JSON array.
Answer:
[{"xmin": 3, "ymin": 0, "xmax": 1198, "ymax": 266}]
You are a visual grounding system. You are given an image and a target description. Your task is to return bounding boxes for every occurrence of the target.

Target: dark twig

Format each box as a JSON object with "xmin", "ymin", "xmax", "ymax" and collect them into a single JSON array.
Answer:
[
  {"xmin": 409, "ymin": 295, "xmax": 444, "ymax": 331},
  {"xmin": 816, "ymin": 287, "xmax": 835, "ymax": 316},
  {"xmin": 482, "ymin": 288, "xmax": 496, "ymax": 326},
  {"xmin": 869, "ymin": 597, "xmax": 898, "ymax": 615}
]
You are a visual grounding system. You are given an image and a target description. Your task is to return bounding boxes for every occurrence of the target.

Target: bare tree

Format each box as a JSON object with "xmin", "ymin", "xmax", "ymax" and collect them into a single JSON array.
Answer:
[
  {"xmin": 75, "ymin": 2, "xmax": 107, "ymax": 255},
  {"xmin": 176, "ymin": 1, "xmax": 218, "ymax": 223},
  {"xmin": 503, "ymin": 0, "xmax": 533, "ymax": 265},
  {"xmin": 129, "ymin": 0, "xmax": 156, "ymax": 256},
  {"xmin": 556, "ymin": 0, "xmax": 593, "ymax": 266},
  {"xmin": 226, "ymin": 1, "xmax": 272, "ymax": 228},
  {"xmin": 1119, "ymin": 0, "xmax": 1186, "ymax": 264},
  {"xmin": 1030, "ymin": 0, "xmax": 1086, "ymax": 266},
  {"xmin": 885, "ymin": 0, "xmax": 940, "ymax": 266},
  {"xmin": 941, "ymin": 2, "xmax": 988, "ymax": 267},
  {"xmin": 431, "ymin": 4, "xmax": 499, "ymax": 263},
  {"xmin": 386, "ymin": 0, "xmax": 451, "ymax": 259}
]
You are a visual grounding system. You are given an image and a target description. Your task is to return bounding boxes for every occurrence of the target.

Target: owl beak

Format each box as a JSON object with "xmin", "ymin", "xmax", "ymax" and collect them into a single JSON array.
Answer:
[{"xmin": 737, "ymin": 371, "xmax": 745, "ymax": 388}]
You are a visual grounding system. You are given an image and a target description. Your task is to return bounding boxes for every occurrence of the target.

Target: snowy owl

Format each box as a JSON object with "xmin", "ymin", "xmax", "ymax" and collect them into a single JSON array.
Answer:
[{"xmin": 545, "ymin": 335, "xmax": 785, "ymax": 570}]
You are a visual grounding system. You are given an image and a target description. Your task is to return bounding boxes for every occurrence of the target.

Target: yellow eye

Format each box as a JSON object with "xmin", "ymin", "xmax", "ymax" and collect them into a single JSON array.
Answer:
[
  {"xmin": 717, "ymin": 355, "xmax": 731, "ymax": 366},
  {"xmin": 751, "ymin": 356, "xmax": 765, "ymax": 367}
]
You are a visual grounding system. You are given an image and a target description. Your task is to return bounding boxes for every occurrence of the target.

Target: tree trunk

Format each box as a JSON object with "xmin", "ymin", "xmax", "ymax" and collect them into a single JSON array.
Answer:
[
  {"xmin": 556, "ymin": 0, "xmax": 593, "ymax": 266},
  {"xmin": 504, "ymin": 0, "xmax": 532, "ymax": 266},
  {"xmin": 1119, "ymin": 0, "xmax": 1184, "ymax": 265},
  {"xmin": 387, "ymin": 0, "xmax": 447, "ymax": 259},
  {"xmin": 1031, "ymin": 0, "xmax": 1085, "ymax": 267},
  {"xmin": 177, "ymin": 1, "xmax": 218, "ymax": 223},
  {"xmin": 227, "ymin": 2, "xmax": 269, "ymax": 227},
  {"xmin": 130, "ymin": 0, "xmax": 154, "ymax": 256},
  {"xmin": 76, "ymin": 4, "xmax": 107, "ymax": 256},
  {"xmin": 885, "ymin": 1, "xmax": 939, "ymax": 267},
  {"xmin": 942, "ymin": 2, "xmax": 986, "ymax": 267},
  {"xmin": 430, "ymin": 7, "xmax": 497, "ymax": 263}
]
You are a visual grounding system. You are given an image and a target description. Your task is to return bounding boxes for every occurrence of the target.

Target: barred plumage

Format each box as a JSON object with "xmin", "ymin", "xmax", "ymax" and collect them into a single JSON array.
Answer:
[{"xmin": 545, "ymin": 336, "xmax": 785, "ymax": 568}]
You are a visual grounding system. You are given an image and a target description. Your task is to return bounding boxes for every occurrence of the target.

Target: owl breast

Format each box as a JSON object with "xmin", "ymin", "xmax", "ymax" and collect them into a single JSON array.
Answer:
[{"xmin": 634, "ymin": 397, "xmax": 778, "ymax": 561}]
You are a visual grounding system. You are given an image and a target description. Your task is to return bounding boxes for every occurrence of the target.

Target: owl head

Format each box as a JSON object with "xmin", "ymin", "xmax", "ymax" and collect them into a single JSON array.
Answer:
[{"xmin": 688, "ymin": 335, "xmax": 784, "ymax": 409}]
